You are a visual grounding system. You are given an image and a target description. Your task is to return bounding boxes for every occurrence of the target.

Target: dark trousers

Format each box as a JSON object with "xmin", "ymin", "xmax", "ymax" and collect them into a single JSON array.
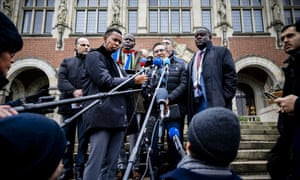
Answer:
[
  {"xmin": 267, "ymin": 126, "xmax": 300, "ymax": 180},
  {"xmin": 62, "ymin": 114, "xmax": 88, "ymax": 175}
]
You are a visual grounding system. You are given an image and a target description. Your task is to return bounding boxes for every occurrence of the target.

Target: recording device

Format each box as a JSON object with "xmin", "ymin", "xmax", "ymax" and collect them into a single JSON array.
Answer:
[
  {"xmin": 156, "ymin": 88, "xmax": 168, "ymax": 120},
  {"xmin": 168, "ymin": 127, "xmax": 186, "ymax": 158},
  {"xmin": 142, "ymin": 57, "xmax": 163, "ymax": 100},
  {"xmin": 139, "ymin": 57, "xmax": 147, "ymax": 67},
  {"xmin": 264, "ymin": 91, "xmax": 277, "ymax": 100},
  {"xmin": 163, "ymin": 57, "xmax": 171, "ymax": 67}
]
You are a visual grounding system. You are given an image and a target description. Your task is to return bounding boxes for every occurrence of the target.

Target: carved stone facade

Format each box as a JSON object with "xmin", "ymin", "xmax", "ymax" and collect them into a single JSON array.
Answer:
[{"xmin": 0, "ymin": 0, "xmax": 296, "ymax": 121}]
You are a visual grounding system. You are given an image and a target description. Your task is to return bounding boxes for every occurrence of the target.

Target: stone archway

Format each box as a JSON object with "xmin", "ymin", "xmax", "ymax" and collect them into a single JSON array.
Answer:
[
  {"xmin": 236, "ymin": 56, "xmax": 284, "ymax": 89},
  {"xmin": 7, "ymin": 58, "xmax": 57, "ymax": 89},
  {"xmin": 235, "ymin": 56, "xmax": 284, "ymax": 121}
]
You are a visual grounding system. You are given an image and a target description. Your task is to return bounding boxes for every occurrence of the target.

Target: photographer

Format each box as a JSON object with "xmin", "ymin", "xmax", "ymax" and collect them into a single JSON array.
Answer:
[{"xmin": 0, "ymin": 12, "xmax": 22, "ymax": 118}]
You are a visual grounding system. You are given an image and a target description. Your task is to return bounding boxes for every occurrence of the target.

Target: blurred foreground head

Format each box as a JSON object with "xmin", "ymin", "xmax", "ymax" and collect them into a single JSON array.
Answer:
[
  {"xmin": 188, "ymin": 107, "xmax": 241, "ymax": 167},
  {"xmin": 0, "ymin": 113, "xmax": 66, "ymax": 179},
  {"xmin": 0, "ymin": 12, "xmax": 23, "ymax": 76}
]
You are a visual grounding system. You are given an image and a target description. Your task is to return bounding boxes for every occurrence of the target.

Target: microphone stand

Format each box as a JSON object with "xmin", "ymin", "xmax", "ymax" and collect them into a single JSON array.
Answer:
[
  {"xmin": 123, "ymin": 65, "xmax": 168, "ymax": 180},
  {"xmin": 60, "ymin": 69, "xmax": 145, "ymax": 127}
]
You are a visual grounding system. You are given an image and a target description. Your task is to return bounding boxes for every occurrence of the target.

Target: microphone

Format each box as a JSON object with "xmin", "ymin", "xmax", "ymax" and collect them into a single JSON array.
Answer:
[
  {"xmin": 156, "ymin": 88, "xmax": 168, "ymax": 120},
  {"xmin": 153, "ymin": 57, "xmax": 162, "ymax": 68},
  {"xmin": 139, "ymin": 57, "xmax": 147, "ymax": 67},
  {"xmin": 168, "ymin": 127, "xmax": 186, "ymax": 158},
  {"xmin": 163, "ymin": 57, "xmax": 171, "ymax": 67}
]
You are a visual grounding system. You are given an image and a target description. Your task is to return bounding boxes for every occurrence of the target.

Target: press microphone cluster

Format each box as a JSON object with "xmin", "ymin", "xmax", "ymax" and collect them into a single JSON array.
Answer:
[{"xmin": 168, "ymin": 127, "xmax": 186, "ymax": 158}]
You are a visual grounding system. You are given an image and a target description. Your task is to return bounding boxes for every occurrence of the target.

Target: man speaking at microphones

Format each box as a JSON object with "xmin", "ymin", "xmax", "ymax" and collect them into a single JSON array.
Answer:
[
  {"xmin": 151, "ymin": 42, "xmax": 188, "ymax": 177},
  {"xmin": 81, "ymin": 28, "xmax": 147, "ymax": 180}
]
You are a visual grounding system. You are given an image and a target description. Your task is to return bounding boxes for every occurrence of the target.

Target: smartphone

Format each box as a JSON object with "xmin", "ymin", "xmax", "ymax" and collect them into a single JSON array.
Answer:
[{"xmin": 264, "ymin": 92, "xmax": 277, "ymax": 100}]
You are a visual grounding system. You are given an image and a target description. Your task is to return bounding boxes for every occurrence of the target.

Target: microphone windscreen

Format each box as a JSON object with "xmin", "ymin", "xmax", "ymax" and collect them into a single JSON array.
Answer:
[
  {"xmin": 168, "ymin": 127, "xmax": 180, "ymax": 139},
  {"xmin": 164, "ymin": 58, "xmax": 171, "ymax": 66},
  {"xmin": 139, "ymin": 57, "xmax": 147, "ymax": 67},
  {"xmin": 156, "ymin": 88, "xmax": 168, "ymax": 104},
  {"xmin": 153, "ymin": 57, "xmax": 162, "ymax": 68}
]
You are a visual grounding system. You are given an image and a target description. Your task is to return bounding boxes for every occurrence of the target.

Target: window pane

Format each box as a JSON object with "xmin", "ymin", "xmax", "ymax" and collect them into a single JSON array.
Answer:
[
  {"xmin": 77, "ymin": 0, "xmax": 86, "ymax": 6},
  {"xmin": 284, "ymin": 10, "xmax": 292, "ymax": 25},
  {"xmin": 22, "ymin": 11, "xmax": 32, "ymax": 33},
  {"xmin": 76, "ymin": 11, "xmax": 85, "ymax": 32},
  {"xmin": 45, "ymin": 11, "xmax": 53, "ymax": 33},
  {"xmin": 88, "ymin": 0, "xmax": 97, "ymax": 6},
  {"xmin": 231, "ymin": 0, "xmax": 240, "ymax": 6},
  {"xmin": 243, "ymin": 10, "xmax": 252, "ymax": 32},
  {"xmin": 252, "ymin": 0, "xmax": 261, "ymax": 6},
  {"xmin": 160, "ymin": 10, "xmax": 169, "ymax": 33},
  {"xmin": 36, "ymin": 0, "xmax": 45, "ymax": 6},
  {"xmin": 33, "ymin": 11, "xmax": 43, "ymax": 34},
  {"xmin": 171, "ymin": 10, "xmax": 179, "ymax": 33},
  {"xmin": 295, "ymin": 10, "xmax": 300, "ymax": 22},
  {"xmin": 99, "ymin": 0, "xmax": 108, "ymax": 7},
  {"xmin": 202, "ymin": 10, "xmax": 211, "ymax": 30},
  {"xmin": 182, "ymin": 10, "xmax": 191, "ymax": 32},
  {"xmin": 160, "ymin": 0, "xmax": 168, "ymax": 6},
  {"xmin": 149, "ymin": 10, "xmax": 158, "ymax": 32},
  {"xmin": 254, "ymin": 10, "xmax": 263, "ymax": 32},
  {"xmin": 201, "ymin": 0, "xmax": 210, "ymax": 6},
  {"xmin": 182, "ymin": 0, "xmax": 190, "ymax": 7},
  {"xmin": 87, "ymin": 11, "xmax": 96, "ymax": 33},
  {"xmin": 170, "ymin": 0, "xmax": 179, "ymax": 7},
  {"xmin": 47, "ymin": 0, "xmax": 55, "ymax": 6},
  {"xmin": 283, "ymin": 0, "xmax": 290, "ymax": 6},
  {"xmin": 128, "ymin": 10, "xmax": 137, "ymax": 33},
  {"xmin": 98, "ymin": 11, "xmax": 107, "ymax": 33},
  {"xmin": 128, "ymin": 0, "xmax": 138, "ymax": 6},
  {"xmin": 149, "ymin": 0, "xmax": 158, "ymax": 6},
  {"xmin": 232, "ymin": 10, "xmax": 241, "ymax": 31},
  {"xmin": 293, "ymin": 0, "xmax": 300, "ymax": 5},
  {"xmin": 25, "ymin": 0, "xmax": 33, "ymax": 6},
  {"xmin": 242, "ymin": 0, "xmax": 250, "ymax": 6}
]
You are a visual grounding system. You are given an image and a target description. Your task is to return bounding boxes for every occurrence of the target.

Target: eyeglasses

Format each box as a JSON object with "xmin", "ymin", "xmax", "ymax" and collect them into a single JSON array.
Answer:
[
  {"xmin": 80, "ymin": 44, "xmax": 90, "ymax": 47},
  {"xmin": 154, "ymin": 49, "xmax": 166, "ymax": 53}
]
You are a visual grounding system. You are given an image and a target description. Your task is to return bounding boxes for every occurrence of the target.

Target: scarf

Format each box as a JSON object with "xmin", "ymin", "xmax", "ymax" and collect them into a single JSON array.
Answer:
[{"xmin": 113, "ymin": 48, "xmax": 136, "ymax": 70}]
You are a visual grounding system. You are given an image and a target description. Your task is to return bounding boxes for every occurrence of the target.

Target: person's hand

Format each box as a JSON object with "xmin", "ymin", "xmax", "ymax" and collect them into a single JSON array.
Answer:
[
  {"xmin": 274, "ymin": 95, "xmax": 298, "ymax": 113},
  {"xmin": 134, "ymin": 74, "xmax": 148, "ymax": 84},
  {"xmin": 0, "ymin": 105, "xmax": 18, "ymax": 118},
  {"xmin": 73, "ymin": 89, "xmax": 83, "ymax": 98}
]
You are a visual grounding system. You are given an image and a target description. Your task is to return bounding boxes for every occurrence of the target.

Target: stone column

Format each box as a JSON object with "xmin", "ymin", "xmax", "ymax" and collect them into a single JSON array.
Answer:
[{"xmin": 137, "ymin": 0, "xmax": 147, "ymax": 33}]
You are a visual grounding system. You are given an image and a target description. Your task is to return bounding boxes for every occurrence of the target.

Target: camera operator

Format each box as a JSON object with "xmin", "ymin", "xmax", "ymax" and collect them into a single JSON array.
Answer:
[
  {"xmin": 0, "ymin": 12, "xmax": 22, "ymax": 118},
  {"xmin": 150, "ymin": 42, "xmax": 187, "ymax": 178}
]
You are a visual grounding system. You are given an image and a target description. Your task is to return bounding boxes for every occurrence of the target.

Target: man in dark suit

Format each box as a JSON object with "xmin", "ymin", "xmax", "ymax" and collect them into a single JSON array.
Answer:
[
  {"xmin": 81, "ymin": 28, "xmax": 147, "ymax": 180},
  {"xmin": 187, "ymin": 27, "xmax": 237, "ymax": 122},
  {"xmin": 58, "ymin": 37, "xmax": 90, "ymax": 180}
]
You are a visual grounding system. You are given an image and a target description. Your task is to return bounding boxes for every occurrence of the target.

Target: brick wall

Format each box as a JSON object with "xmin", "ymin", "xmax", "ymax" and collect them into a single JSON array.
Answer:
[{"xmin": 14, "ymin": 36, "xmax": 288, "ymax": 69}]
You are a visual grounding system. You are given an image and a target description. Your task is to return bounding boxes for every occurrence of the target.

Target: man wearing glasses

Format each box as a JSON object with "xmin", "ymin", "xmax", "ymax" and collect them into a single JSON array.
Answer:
[
  {"xmin": 58, "ymin": 37, "xmax": 90, "ymax": 180},
  {"xmin": 151, "ymin": 42, "xmax": 187, "ymax": 177}
]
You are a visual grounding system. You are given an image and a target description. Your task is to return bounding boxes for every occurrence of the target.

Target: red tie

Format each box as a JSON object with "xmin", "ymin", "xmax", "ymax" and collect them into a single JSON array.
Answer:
[{"xmin": 197, "ymin": 51, "xmax": 203, "ymax": 71}]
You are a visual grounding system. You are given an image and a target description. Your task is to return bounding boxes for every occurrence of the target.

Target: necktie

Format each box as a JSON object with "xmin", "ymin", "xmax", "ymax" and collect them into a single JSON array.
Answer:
[{"xmin": 197, "ymin": 51, "xmax": 203, "ymax": 71}]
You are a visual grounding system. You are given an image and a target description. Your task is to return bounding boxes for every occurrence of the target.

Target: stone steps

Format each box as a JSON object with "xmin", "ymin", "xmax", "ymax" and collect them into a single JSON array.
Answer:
[
  {"xmin": 72, "ymin": 121, "xmax": 278, "ymax": 179},
  {"xmin": 231, "ymin": 121, "xmax": 278, "ymax": 179}
]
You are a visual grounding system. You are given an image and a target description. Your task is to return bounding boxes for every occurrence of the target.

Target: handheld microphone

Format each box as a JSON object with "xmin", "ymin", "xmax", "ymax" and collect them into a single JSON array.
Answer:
[
  {"xmin": 168, "ymin": 127, "xmax": 186, "ymax": 158},
  {"xmin": 153, "ymin": 57, "xmax": 162, "ymax": 68},
  {"xmin": 163, "ymin": 58, "xmax": 171, "ymax": 67},
  {"xmin": 139, "ymin": 57, "xmax": 147, "ymax": 67},
  {"xmin": 156, "ymin": 88, "xmax": 168, "ymax": 120}
]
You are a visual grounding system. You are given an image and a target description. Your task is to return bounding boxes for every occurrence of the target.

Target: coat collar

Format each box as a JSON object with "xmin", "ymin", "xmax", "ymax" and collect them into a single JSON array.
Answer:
[{"xmin": 0, "ymin": 72, "xmax": 9, "ymax": 89}]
